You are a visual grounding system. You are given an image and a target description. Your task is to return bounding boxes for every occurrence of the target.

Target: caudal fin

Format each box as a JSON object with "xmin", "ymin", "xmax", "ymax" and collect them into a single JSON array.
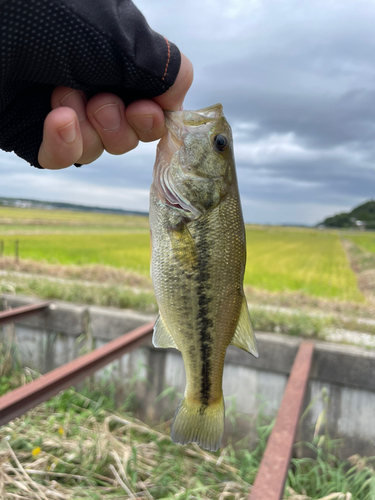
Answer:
[{"xmin": 171, "ymin": 395, "xmax": 224, "ymax": 452}]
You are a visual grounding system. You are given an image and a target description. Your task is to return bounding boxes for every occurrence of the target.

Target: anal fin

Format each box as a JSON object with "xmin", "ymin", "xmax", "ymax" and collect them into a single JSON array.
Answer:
[
  {"xmin": 153, "ymin": 314, "xmax": 179, "ymax": 350},
  {"xmin": 230, "ymin": 298, "xmax": 259, "ymax": 358}
]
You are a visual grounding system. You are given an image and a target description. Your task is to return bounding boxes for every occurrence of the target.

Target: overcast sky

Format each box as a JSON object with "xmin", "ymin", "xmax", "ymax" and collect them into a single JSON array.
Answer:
[{"xmin": 2, "ymin": 0, "xmax": 375, "ymax": 225}]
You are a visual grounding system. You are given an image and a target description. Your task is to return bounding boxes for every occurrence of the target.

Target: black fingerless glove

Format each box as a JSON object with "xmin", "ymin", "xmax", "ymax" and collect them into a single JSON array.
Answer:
[{"xmin": 0, "ymin": 0, "xmax": 181, "ymax": 168}]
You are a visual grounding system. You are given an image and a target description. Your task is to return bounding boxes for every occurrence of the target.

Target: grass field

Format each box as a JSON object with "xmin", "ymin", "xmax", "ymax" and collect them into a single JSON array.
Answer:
[
  {"xmin": 0, "ymin": 233, "xmax": 151, "ymax": 273},
  {"xmin": 244, "ymin": 227, "xmax": 363, "ymax": 301},
  {"xmin": 1, "ymin": 370, "xmax": 374, "ymax": 500},
  {"xmin": 0, "ymin": 224, "xmax": 149, "ymax": 234},
  {"xmin": 0, "ymin": 207, "xmax": 364, "ymax": 302},
  {"xmin": 345, "ymin": 232, "xmax": 375, "ymax": 254},
  {"xmin": 0, "ymin": 206, "xmax": 149, "ymax": 229}
]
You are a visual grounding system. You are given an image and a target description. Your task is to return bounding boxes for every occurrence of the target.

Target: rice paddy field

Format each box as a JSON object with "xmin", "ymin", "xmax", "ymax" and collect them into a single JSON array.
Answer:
[
  {"xmin": 0, "ymin": 206, "xmax": 364, "ymax": 302},
  {"xmin": 244, "ymin": 228, "xmax": 362, "ymax": 301},
  {"xmin": 0, "ymin": 206, "xmax": 149, "ymax": 228},
  {"xmin": 2, "ymin": 208, "xmax": 375, "ymax": 498},
  {"xmin": 345, "ymin": 232, "xmax": 375, "ymax": 255}
]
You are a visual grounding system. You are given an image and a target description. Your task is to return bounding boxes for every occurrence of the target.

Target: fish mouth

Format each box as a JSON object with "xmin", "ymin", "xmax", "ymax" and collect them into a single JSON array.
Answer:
[{"xmin": 164, "ymin": 103, "xmax": 223, "ymax": 139}]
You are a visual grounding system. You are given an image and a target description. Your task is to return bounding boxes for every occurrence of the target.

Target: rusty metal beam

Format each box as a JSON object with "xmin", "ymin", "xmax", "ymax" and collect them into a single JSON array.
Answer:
[
  {"xmin": 0, "ymin": 321, "xmax": 154, "ymax": 426},
  {"xmin": 0, "ymin": 301, "xmax": 51, "ymax": 326},
  {"xmin": 249, "ymin": 341, "xmax": 314, "ymax": 500}
]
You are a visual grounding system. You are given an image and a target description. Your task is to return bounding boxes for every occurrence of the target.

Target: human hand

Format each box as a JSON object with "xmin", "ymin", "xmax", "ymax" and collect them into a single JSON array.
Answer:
[
  {"xmin": 0, "ymin": 0, "xmax": 193, "ymax": 169},
  {"xmin": 38, "ymin": 54, "xmax": 193, "ymax": 169}
]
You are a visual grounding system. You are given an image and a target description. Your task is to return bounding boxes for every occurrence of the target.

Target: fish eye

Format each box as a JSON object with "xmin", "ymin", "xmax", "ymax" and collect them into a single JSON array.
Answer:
[{"xmin": 213, "ymin": 134, "xmax": 229, "ymax": 152}]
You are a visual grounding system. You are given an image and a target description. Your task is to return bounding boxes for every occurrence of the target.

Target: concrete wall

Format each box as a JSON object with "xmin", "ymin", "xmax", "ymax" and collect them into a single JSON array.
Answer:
[{"xmin": 1, "ymin": 294, "xmax": 375, "ymax": 458}]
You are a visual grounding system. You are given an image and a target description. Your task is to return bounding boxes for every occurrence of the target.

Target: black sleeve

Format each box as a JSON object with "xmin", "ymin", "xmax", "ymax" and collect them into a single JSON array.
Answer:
[{"xmin": 0, "ymin": 0, "xmax": 181, "ymax": 168}]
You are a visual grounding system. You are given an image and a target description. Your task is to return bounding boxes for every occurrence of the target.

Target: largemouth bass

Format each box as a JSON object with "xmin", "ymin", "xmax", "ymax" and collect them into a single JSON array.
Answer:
[{"xmin": 150, "ymin": 104, "xmax": 258, "ymax": 452}]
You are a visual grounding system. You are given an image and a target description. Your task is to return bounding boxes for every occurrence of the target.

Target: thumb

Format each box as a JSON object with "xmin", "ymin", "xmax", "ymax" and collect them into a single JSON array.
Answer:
[{"xmin": 152, "ymin": 53, "xmax": 194, "ymax": 112}]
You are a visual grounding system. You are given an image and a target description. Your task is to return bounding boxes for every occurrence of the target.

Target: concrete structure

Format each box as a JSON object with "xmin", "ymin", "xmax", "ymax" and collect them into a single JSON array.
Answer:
[{"xmin": 1, "ymin": 294, "xmax": 375, "ymax": 458}]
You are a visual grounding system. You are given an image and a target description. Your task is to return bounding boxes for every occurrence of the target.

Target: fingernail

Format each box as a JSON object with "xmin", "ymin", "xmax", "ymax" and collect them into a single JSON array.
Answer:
[
  {"xmin": 58, "ymin": 120, "xmax": 77, "ymax": 143},
  {"xmin": 129, "ymin": 115, "xmax": 154, "ymax": 132},
  {"xmin": 93, "ymin": 103, "xmax": 121, "ymax": 131},
  {"xmin": 60, "ymin": 90, "xmax": 86, "ymax": 122}
]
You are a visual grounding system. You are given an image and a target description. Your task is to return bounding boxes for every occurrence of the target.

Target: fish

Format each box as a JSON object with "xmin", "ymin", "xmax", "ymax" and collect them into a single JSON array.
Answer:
[{"xmin": 149, "ymin": 103, "xmax": 258, "ymax": 452}]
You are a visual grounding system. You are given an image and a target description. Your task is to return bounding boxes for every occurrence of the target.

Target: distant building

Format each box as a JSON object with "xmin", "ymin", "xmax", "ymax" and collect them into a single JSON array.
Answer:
[{"xmin": 350, "ymin": 217, "xmax": 366, "ymax": 230}]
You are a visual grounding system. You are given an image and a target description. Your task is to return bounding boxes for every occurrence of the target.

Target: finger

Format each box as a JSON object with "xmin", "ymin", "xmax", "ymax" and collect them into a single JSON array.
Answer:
[
  {"xmin": 153, "ymin": 53, "xmax": 194, "ymax": 111},
  {"xmin": 87, "ymin": 93, "xmax": 139, "ymax": 154},
  {"xmin": 51, "ymin": 87, "xmax": 104, "ymax": 164},
  {"xmin": 38, "ymin": 107, "xmax": 83, "ymax": 169},
  {"xmin": 125, "ymin": 100, "xmax": 166, "ymax": 143}
]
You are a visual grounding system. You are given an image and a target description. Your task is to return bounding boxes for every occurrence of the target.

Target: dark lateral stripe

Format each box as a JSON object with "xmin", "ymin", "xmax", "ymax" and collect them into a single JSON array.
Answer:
[{"xmin": 195, "ymin": 226, "xmax": 213, "ymax": 406}]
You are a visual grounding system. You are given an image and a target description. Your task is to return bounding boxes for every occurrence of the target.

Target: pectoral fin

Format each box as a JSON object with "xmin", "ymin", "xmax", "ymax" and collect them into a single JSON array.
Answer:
[
  {"xmin": 153, "ymin": 314, "xmax": 179, "ymax": 350},
  {"xmin": 169, "ymin": 222, "xmax": 198, "ymax": 271},
  {"xmin": 230, "ymin": 298, "xmax": 259, "ymax": 358}
]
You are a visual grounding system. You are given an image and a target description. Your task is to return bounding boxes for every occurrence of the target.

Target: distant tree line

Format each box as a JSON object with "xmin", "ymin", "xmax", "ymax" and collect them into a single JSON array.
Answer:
[
  {"xmin": 320, "ymin": 200, "xmax": 375, "ymax": 229},
  {"xmin": 0, "ymin": 197, "xmax": 148, "ymax": 216}
]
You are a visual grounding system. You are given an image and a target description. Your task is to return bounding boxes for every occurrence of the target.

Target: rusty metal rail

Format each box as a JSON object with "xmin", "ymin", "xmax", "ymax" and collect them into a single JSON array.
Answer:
[
  {"xmin": 1, "ymin": 301, "xmax": 314, "ymax": 497},
  {"xmin": 0, "ymin": 301, "xmax": 51, "ymax": 326},
  {"xmin": 0, "ymin": 321, "xmax": 154, "ymax": 426},
  {"xmin": 249, "ymin": 341, "xmax": 315, "ymax": 500}
]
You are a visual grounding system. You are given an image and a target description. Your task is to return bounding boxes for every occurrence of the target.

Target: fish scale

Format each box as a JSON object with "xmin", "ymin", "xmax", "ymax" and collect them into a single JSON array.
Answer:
[{"xmin": 150, "ymin": 104, "xmax": 258, "ymax": 451}]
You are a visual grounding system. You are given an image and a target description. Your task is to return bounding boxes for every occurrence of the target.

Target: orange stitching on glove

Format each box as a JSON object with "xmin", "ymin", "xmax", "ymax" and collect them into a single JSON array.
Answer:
[{"xmin": 162, "ymin": 38, "xmax": 171, "ymax": 81}]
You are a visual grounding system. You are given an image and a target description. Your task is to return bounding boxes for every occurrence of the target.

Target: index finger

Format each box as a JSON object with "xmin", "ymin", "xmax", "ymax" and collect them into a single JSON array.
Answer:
[{"xmin": 152, "ymin": 53, "xmax": 194, "ymax": 111}]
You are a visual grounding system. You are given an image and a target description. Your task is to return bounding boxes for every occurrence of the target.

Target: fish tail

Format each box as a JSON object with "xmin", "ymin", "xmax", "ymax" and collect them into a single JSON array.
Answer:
[{"xmin": 171, "ymin": 394, "xmax": 224, "ymax": 452}]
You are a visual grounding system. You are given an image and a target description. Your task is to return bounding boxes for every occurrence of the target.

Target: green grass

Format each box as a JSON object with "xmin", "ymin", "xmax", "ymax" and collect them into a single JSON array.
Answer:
[
  {"xmin": 0, "ymin": 233, "xmax": 151, "ymax": 274},
  {"xmin": 346, "ymin": 232, "xmax": 375, "ymax": 254},
  {"xmin": 0, "ymin": 207, "xmax": 364, "ymax": 301},
  {"xmin": 3, "ymin": 273, "xmax": 374, "ymax": 340},
  {"xmin": 245, "ymin": 228, "xmax": 362, "ymax": 301},
  {"xmin": 0, "ymin": 373, "xmax": 374, "ymax": 499},
  {"xmin": 249, "ymin": 306, "xmax": 331, "ymax": 338},
  {"xmin": 0, "ymin": 274, "xmax": 157, "ymax": 312},
  {"xmin": 287, "ymin": 439, "xmax": 375, "ymax": 499},
  {"xmin": 0, "ymin": 224, "xmax": 149, "ymax": 234},
  {"xmin": 0, "ymin": 206, "xmax": 149, "ymax": 227}
]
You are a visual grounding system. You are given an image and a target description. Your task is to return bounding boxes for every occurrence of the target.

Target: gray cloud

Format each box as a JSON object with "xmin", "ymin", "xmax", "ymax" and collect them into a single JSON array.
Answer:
[{"xmin": 1, "ymin": 0, "xmax": 375, "ymax": 224}]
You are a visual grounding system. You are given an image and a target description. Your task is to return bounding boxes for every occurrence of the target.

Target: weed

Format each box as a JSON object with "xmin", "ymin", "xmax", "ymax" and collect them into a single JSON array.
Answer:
[
  {"xmin": 0, "ymin": 275, "xmax": 157, "ymax": 312},
  {"xmin": 249, "ymin": 306, "xmax": 331, "ymax": 339},
  {"xmin": 1, "ymin": 376, "xmax": 374, "ymax": 499}
]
